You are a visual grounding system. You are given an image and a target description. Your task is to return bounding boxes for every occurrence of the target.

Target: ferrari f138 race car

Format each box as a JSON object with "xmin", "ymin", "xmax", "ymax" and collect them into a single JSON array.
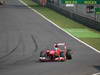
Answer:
[{"xmin": 39, "ymin": 42, "xmax": 72, "ymax": 62}]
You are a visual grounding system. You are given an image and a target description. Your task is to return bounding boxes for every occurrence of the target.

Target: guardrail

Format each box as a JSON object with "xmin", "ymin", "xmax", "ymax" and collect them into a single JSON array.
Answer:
[{"xmin": 33, "ymin": 0, "xmax": 100, "ymax": 31}]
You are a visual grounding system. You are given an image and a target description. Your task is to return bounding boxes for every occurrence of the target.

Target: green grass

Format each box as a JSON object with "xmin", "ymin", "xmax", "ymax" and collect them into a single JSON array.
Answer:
[
  {"xmin": 80, "ymin": 38, "xmax": 100, "ymax": 50},
  {"xmin": 64, "ymin": 28, "xmax": 100, "ymax": 38},
  {"xmin": 22, "ymin": 0, "xmax": 100, "ymax": 51}
]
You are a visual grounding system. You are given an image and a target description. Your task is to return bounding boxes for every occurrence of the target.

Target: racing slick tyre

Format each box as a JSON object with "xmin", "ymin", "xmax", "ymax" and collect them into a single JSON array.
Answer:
[
  {"xmin": 40, "ymin": 51, "xmax": 47, "ymax": 62},
  {"xmin": 0, "ymin": 1, "xmax": 3, "ymax": 5},
  {"xmin": 0, "ymin": 1, "xmax": 6, "ymax": 5},
  {"xmin": 40, "ymin": 51, "xmax": 45, "ymax": 57},
  {"xmin": 67, "ymin": 53, "xmax": 72, "ymax": 60},
  {"xmin": 66, "ymin": 49, "xmax": 72, "ymax": 60}
]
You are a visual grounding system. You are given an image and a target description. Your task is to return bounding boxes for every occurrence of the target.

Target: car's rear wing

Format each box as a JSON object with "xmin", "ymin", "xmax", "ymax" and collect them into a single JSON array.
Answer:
[{"xmin": 54, "ymin": 42, "xmax": 67, "ymax": 50}]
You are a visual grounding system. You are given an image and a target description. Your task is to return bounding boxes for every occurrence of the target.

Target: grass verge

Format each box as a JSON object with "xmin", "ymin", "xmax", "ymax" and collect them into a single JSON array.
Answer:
[{"xmin": 22, "ymin": 0, "xmax": 100, "ymax": 51}]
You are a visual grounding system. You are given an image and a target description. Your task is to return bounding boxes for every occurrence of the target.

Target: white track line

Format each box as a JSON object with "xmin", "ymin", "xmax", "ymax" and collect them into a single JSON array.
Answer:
[{"xmin": 19, "ymin": 0, "xmax": 100, "ymax": 53}]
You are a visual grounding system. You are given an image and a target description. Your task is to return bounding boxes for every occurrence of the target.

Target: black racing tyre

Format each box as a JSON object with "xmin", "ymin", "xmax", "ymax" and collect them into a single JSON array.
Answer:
[
  {"xmin": 66, "ymin": 49, "xmax": 72, "ymax": 60},
  {"xmin": 0, "ymin": 1, "xmax": 3, "ymax": 5},
  {"xmin": 67, "ymin": 53, "xmax": 72, "ymax": 60},
  {"xmin": 40, "ymin": 51, "xmax": 46, "ymax": 57}
]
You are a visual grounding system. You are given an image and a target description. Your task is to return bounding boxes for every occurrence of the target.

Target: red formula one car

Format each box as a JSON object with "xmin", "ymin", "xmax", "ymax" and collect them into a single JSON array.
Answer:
[{"xmin": 39, "ymin": 42, "xmax": 72, "ymax": 62}]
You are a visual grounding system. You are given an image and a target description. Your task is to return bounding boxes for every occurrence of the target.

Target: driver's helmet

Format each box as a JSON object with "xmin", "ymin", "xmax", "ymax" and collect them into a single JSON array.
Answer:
[
  {"xmin": 55, "ymin": 44, "xmax": 58, "ymax": 48},
  {"xmin": 54, "ymin": 44, "xmax": 59, "ymax": 50}
]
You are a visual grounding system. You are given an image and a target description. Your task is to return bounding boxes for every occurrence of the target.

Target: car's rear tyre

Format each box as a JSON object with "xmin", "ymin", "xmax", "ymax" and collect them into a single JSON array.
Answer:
[
  {"xmin": 66, "ymin": 49, "xmax": 72, "ymax": 60},
  {"xmin": 67, "ymin": 53, "xmax": 72, "ymax": 60}
]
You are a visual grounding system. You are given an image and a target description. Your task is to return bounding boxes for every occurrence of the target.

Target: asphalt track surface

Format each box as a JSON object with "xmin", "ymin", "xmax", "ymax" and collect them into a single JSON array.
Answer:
[{"xmin": 0, "ymin": 0, "xmax": 100, "ymax": 75}]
